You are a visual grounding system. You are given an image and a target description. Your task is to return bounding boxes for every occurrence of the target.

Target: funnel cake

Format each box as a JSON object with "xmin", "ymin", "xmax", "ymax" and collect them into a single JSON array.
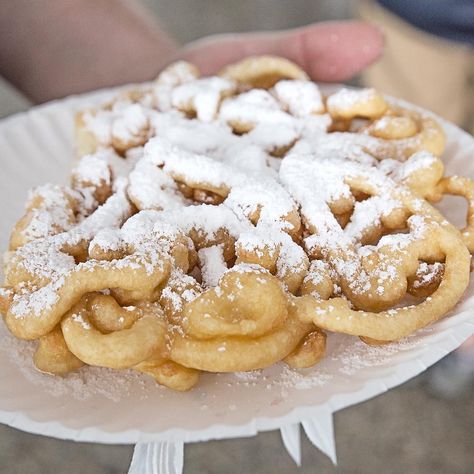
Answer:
[{"xmin": 1, "ymin": 55, "xmax": 472, "ymax": 391}]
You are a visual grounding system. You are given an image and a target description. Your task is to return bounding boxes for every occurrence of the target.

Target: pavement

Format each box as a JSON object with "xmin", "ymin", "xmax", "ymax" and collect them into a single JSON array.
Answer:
[{"xmin": 0, "ymin": 1, "xmax": 473, "ymax": 473}]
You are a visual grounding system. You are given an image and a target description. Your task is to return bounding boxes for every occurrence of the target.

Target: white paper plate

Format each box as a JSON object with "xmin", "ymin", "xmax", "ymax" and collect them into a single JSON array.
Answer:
[{"xmin": 1, "ymin": 88, "xmax": 473, "ymax": 445}]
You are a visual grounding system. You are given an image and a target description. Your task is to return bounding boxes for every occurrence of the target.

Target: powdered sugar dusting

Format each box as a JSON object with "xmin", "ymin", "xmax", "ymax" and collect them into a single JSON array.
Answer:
[
  {"xmin": 225, "ymin": 332, "xmax": 426, "ymax": 397},
  {"xmin": 171, "ymin": 77, "xmax": 235, "ymax": 122},
  {"xmin": 331, "ymin": 332, "xmax": 430, "ymax": 375},
  {"xmin": 327, "ymin": 87, "xmax": 380, "ymax": 114},
  {"xmin": 1, "ymin": 66, "xmax": 459, "ymax": 402},
  {"xmin": 274, "ymin": 80, "xmax": 325, "ymax": 116},
  {"xmin": 0, "ymin": 318, "xmax": 428, "ymax": 401},
  {"xmin": 199, "ymin": 245, "xmax": 227, "ymax": 287},
  {"xmin": 0, "ymin": 321, "xmax": 157, "ymax": 401}
]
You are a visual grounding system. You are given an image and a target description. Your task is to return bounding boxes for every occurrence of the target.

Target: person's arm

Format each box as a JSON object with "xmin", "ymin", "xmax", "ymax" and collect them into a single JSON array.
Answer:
[
  {"xmin": 0, "ymin": 0, "xmax": 384, "ymax": 104},
  {"xmin": 0, "ymin": 0, "xmax": 178, "ymax": 103}
]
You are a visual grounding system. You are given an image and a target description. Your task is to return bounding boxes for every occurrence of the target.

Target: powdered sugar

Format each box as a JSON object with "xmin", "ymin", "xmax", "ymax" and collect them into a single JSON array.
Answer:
[
  {"xmin": 219, "ymin": 89, "xmax": 296, "ymax": 129},
  {"xmin": 72, "ymin": 154, "xmax": 111, "ymax": 187},
  {"xmin": 83, "ymin": 101, "xmax": 152, "ymax": 147},
  {"xmin": 1, "ymin": 70, "xmax": 455, "ymax": 400},
  {"xmin": 0, "ymin": 318, "xmax": 428, "ymax": 401},
  {"xmin": 331, "ymin": 332, "xmax": 428, "ymax": 375},
  {"xmin": 391, "ymin": 150, "xmax": 438, "ymax": 182},
  {"xmin": 71, "ymin": 312, "xmax": 91, "ymax": 330},
  {"xmin": 16, "ymin": 184, "xmax": 78, "ymax": 244},
  {"xmin": 274, "ymin": 80, "xmax": 325, "ymax": 116},
  {"xmin": 111, "ymin": 102, "xmax": 150, "ymax": 144},
  {"xmin": 326, "ymin": 87, "xmax": 380, "ymax": 114},
  {"xmin": 198, "ymin": 245, "xmax": 227, "ymax": 287},
  {"xmin": 0, "ymin": 322, "xmax": 156, "ymax": 401},
  {"xmin": 225, "ymin": 331, "xmax": 426, "ymax": 397},
  {"xmin": 412, "ymin": 262, "xmax": 444, "ymax": 289},
  {"xmin": 171, "ymin": 77, "xmax": 235, "ymax": 122},
  {"xmin": 3, "ymin": 78, "xmax": 439, "ymax": 321},
  {"xmin": 156, "ymin": 61, "xmax": 198, "ymax": 87}
]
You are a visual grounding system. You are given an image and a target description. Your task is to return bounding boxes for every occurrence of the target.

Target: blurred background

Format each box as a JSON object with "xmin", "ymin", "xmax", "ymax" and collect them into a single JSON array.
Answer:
[{"xmin": 0, "ymin": 1, "xmax": 473, "ymax": 473}]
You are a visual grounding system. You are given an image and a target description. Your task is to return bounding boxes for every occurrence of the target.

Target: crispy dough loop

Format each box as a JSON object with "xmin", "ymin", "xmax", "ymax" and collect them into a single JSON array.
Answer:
[
  {"xmin": 394, "ymin": 151, "xmax": 445, "ymax": 199},
  {"xmin": 61, "ymin": 295, "xmax": 167, "ymax": 369},
  {"xmin": 407, "ymin": 261, "xmax": 444, "ymax": 298},
  {"xmin": 9, "ymin": 185, "xmax": 79, "ymax": 251},
  {"xmin": 281, "ymin": 144, "xmax": 470, "ymax": 317},
  {"xmin": 71, "ymin": 155, "xmax": 113, "ymax": 208},
  {"xmin": 183, "ymin": 268, "xmax": 289, "ymax": 338},
  {"xmin": 234, "ymin": 236, "xmax": 308, "ymax": 295},
  {"xmin": 327, "ymin": 88, "xmax": 388, "ymax": 121},
  {"xmin": 335, "ymin": 215, "xmax": 448, "ymax": 312},
  {"xmin": 373, "ymin": 105, "xmax": 446, "ymax": 160},
  {"xmin": 33, "ymin": 325, "xmax": 84, "ymax": 375},
  {"xmin": 170, "ymin": 76, "xmax": 236, "ymax": 122},
  {"xmin": 219, "ymin": 55, "xmax": 309, "ymax": 89},
  {"xmin": 325, "ymin": 89, "xmax": 446, "ymax": 160},
  {"xmin": 300, "ymin": 260, "xmax": 334, "ymax": 300},
  {"xmin": 76, "ymin": 101, "xmax": 152, "ymax": 156},
  {"xmin": 4, "ymin": 219, "xmax": 179, "ymax": 339},
  {"xmin": 86, "ymin": 293, "xmax": 142, "ymax": 332},
  {"xmin": 359, "ymin": 336, "xmax": 392, "ymax": 346},
  {"xmin": 284, "ymin": 330, "xmax": 327, "ymax": 368},
  {"xmin": 295, "ymin": 219, "xmax": 470, "ymax": 341},
  {"xmin": 368, "ymin": 115, "xmax": 418, "ymax": 140},
  {"xmin": 169, "ymin": 267, "xmax": 314, "ymax": 372},
  {"xmin": 75, "ymin": 111, "xmax": 100, "ymax": 158},
  {"xmin": 134, "ymin": 357, "xmax": 200, "ymax": 392},
  {"xmin": 4, "ymin": 249, "xmax": 172, "ymax": 340},
  {"xmin": 58, "ymin": 291, "xmax": 200, "ymax": 390},
  {"xmin": 170, "ymin": 312, "xmax": 312, "ymax": 372},
  {"xmin": 3, "ymin": 188, "xmax": 198, "ymax": 340},
  {"xmin": 156, "ymin": 60, "xmax": 200, "ymax": 85}
]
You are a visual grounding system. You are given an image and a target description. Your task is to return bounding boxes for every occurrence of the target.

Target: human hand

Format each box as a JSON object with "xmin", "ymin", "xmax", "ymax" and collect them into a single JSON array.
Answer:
[
  {"xmin": 0, "ymin": 0, "xmax": 384, "ymax": 104},
  {"xmin": 181, "ymin": 21, "xmax": 384, "ymax": 82}
]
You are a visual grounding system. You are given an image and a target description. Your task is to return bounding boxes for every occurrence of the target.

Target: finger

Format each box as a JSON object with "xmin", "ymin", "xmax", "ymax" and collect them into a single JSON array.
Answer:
[{"xmin": 181, "ymin": 21, "xmax": 384, "ymax": 82}]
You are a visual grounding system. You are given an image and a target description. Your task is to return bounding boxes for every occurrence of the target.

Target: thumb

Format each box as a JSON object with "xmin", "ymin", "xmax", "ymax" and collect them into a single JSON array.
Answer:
[{"xmin": 181, "ymin": 21, "xmax": 384, "ymax": 82}]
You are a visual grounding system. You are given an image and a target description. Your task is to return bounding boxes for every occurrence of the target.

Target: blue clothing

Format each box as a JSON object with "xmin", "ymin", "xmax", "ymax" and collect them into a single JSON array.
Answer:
[{"xmin": 378, "ymin": 0, "xmax": 474, "ymax": 46}]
